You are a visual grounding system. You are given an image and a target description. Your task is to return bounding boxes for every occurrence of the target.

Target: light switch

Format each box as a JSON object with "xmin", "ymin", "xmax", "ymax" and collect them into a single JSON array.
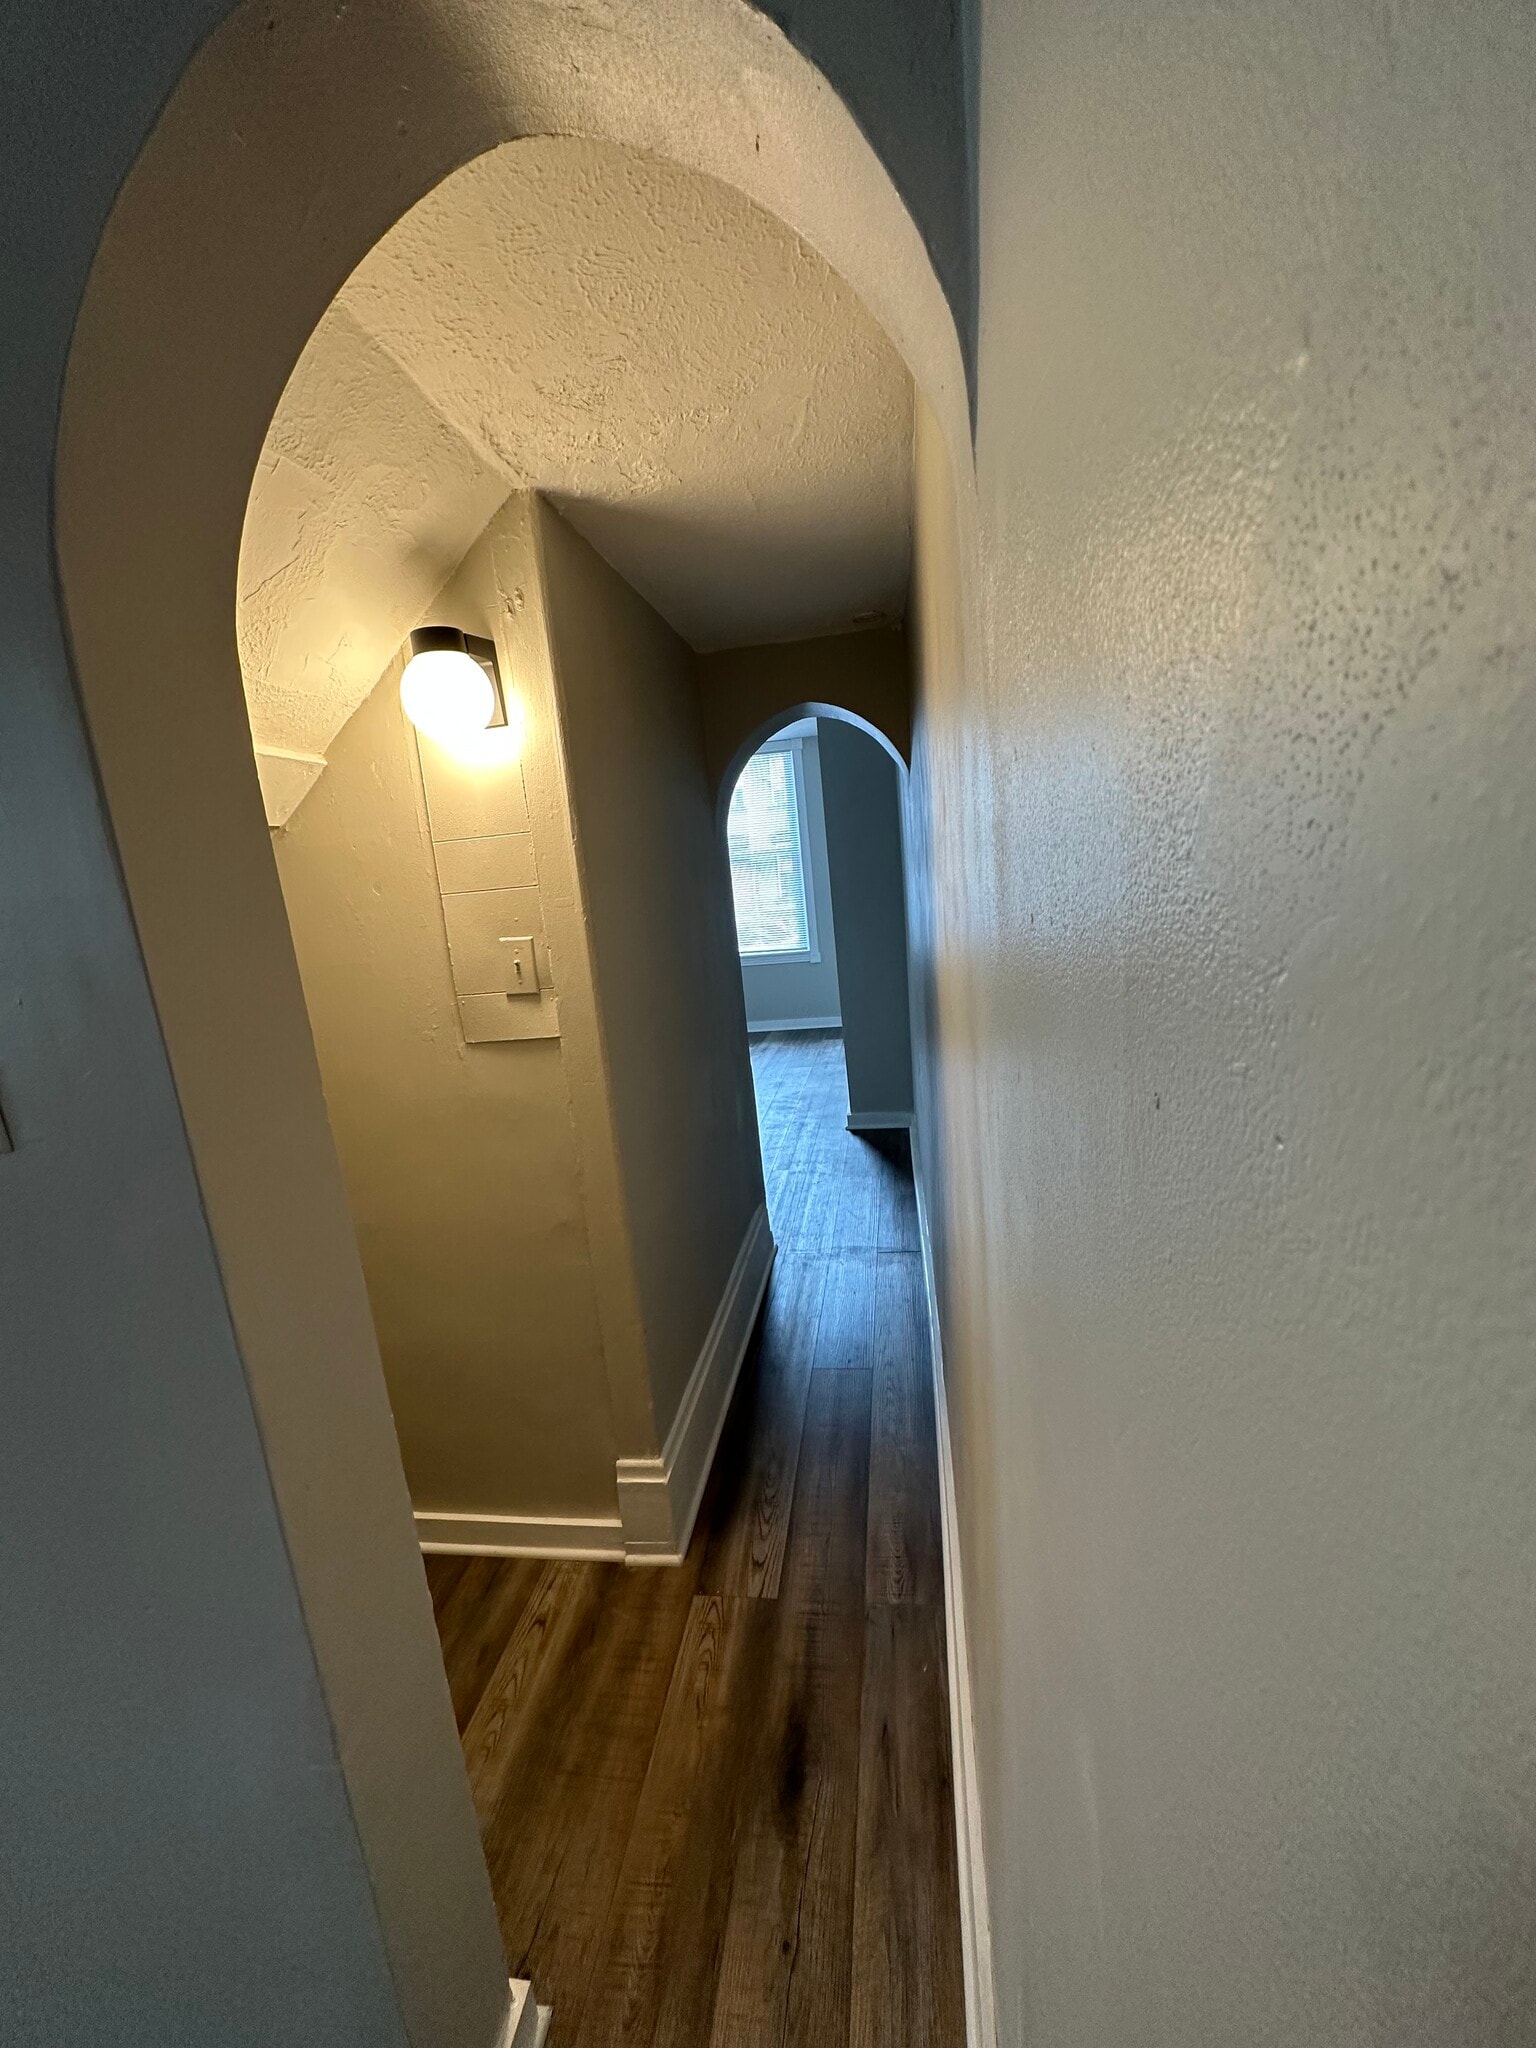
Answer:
[{"xmin": 497, "ymin": 936, "xmax": 540, "ymax": 994}]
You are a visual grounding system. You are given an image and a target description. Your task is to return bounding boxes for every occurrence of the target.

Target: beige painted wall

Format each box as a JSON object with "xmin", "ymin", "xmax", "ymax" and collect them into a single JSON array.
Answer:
[
  {"xmin": 696, "ymin": 625, "xmax": 911, "ymax": 796},
  {"xmin": 537, "ymin": 499, "xmax": 764, "ymax": 1439},
  {"xmin": 274, "ymin": 488, "xmax": 764, "ymax": 1520},
  {"xmin": 273, "ymin": 595, "xmax": 620, "ymax": 1521}
]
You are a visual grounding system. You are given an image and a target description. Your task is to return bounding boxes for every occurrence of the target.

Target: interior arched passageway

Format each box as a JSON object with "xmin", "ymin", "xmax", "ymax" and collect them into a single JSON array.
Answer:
[
  {"xmin": 50, "ymin": 2, "xmax": 972, "ymax": 2043},
  {"xmin": 716, "ymin": 698, "xmax": 908, "ymax": 815}
]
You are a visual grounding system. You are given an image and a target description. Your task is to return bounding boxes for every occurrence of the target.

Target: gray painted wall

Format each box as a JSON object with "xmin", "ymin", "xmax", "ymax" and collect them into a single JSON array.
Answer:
[
  {"xmin": 911, "ymin": 2, "xmax": 1536, "ymax": 2042},
  {"xmin": 17, "ymin": 5, "xmax": 1536, "ymax": 2048},
  {"xmin": 2, "ymin": 5, "xmax": 501, "ymax": 2044},
  {"xmin": 740, "ymin": 733, "xmax": 843, "ymax": 1030},
  {"xmin": 818, "ymin": 719, "xmax": 914, "ymax": 1119}
]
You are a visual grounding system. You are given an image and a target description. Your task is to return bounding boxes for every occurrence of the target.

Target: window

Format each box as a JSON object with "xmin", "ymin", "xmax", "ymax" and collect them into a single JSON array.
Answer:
[{"xmin": 727, "ymin": 740, "xmax": 819, "ymax": 961}]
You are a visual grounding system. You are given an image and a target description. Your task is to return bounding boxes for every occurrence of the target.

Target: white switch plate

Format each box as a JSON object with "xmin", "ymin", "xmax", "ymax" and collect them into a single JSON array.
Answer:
[{"xmin": 497, "ymin": 935, "xmax": 540, "ymax": 994}]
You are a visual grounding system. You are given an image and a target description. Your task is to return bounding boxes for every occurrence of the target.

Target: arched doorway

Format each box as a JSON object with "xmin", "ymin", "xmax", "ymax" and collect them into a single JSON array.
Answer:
[
  {"xmin": 50, "ymin": 0, "xmax": 971, "ymax": 2037},
  {"xmin": 723, "ymin": 706, "xmax": 915, "ymax": 1124}
]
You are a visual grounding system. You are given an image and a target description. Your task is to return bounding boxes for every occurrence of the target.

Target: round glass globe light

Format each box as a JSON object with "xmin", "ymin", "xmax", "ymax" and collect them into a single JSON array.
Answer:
[{"xmin": 400, "ymin": 647, "xmax": 497, "ymax": 747}]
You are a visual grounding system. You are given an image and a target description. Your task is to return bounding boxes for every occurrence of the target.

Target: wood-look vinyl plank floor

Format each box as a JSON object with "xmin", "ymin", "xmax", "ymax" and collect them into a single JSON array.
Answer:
[
  {"xmin": 427, "ymin": 1030, "xmax": 963, "ymax": 2048},
  {"xmin": 866, "ymin": 1253, "xmax": 945, "ymax": 1608},
  {"xmin": 705, "ymin": 1594, "xmax": 866, "ymax": 2048},
  {"xmin": 850, "ymin": 1603, "xmax": 965, "ymax": 2048},
  {"xmin": 428, "ymin": 1555, "xmax": 547, "ymax": 1732}
]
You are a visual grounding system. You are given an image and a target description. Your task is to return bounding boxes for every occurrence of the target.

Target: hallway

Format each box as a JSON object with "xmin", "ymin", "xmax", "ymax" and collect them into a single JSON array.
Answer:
[{"xmin": 424, "ymin": 1030, "xmax": 963, "ymax": 2045}]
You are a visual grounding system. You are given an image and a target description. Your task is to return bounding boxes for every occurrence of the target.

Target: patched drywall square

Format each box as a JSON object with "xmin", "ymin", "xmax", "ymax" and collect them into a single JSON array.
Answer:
[
  {"xmin": 441, "ymin": 886, "xmax": 550, "ymax": 995},
  {"xmin": 417, "ymin": 736, "xmax": 531, "ymax": 840},
  {"xmin": 458, "ymin": 992, "xmax": 560, "ymax": 1043},
  {"xmin": 433, "ymin": 832, "xmax": 538, "ymax": 894}
]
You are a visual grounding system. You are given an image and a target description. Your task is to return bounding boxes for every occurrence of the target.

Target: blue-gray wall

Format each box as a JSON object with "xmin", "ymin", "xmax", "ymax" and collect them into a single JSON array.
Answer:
[
  {"xmin": 2, "ymin": 4, "xmax": 453, "ymax": 2044},
  {"xmin": 817, "ymin": 718, "xmax": 914, "ymax": 1120}
]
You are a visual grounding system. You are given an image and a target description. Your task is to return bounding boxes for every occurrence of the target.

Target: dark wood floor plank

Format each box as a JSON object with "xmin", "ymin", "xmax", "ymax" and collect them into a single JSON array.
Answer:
[
  {"xmin": 850, "ymin": 1604, "xmax": 966, "ymax": 2048},
  {"xmin": 460, "ymin": 1563, "xmax": 601, "ymax": 1825},
  {"xmin": 424, "ymin": 1550, "xmax": 469, "ymax": 1618},
  {"xmin": 698, "ymin": 1256, "xmax": 822, "ymax": 1599},
  {"xmin": 572, "ymin": 1594, "xmax": 779, "ymax": 2048},
  {"xmin": 810, "ymin": 1250, "xmax": 878, "ymax": 1372},
  {"xmin": 705, "ymin": 1598, "xmax": 866, "ymax": 2048},
  {"xmin": 878, "ymin": 1130, "xmax": 921, "ymax": 1250},
  {"xmin": 435, "ymin": 1554, "xmax": 549, "ymax": 1732},
  {"xmin": 800, "ymin": 1136, "xmax": 850, "ymax": 1257},
  {"xmin": 835, "ymin": 1140, "xmax": 887, "ymax": 1253},
  {"xmin": 778, "ymin": 1368, "xmax": 872, "ymax": 1614},
  {"xmin": 469, "ymin": 1561, "xmax": 703, "ymax": 2046},
  {"xmin": 866, "ymin": 1252, "xmax": 945, "ymax": 1607}
]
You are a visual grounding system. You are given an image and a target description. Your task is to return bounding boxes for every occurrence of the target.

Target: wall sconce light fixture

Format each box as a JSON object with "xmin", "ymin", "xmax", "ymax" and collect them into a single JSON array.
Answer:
[{"xmin": 400, "ymin": 626, "xmax": 508, "ymax": 750}]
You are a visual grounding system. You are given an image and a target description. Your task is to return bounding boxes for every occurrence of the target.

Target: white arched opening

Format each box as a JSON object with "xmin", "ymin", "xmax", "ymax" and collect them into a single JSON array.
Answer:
[{"xmin": 53, "ymin": 0, "xmax": 970, "ymax": 2038}]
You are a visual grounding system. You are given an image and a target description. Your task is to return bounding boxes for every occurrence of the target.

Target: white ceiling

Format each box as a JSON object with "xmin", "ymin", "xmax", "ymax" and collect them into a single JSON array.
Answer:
[{"xmin": 238, "ymin": 136, "xmax": 912, "ymax": 814}]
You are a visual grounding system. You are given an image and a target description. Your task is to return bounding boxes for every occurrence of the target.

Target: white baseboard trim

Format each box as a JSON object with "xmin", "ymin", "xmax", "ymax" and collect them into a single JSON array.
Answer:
[
  {"xmin": 845, "ymin": 1108, "xmax": 915, "ymax": 1132},
  {"xmin": 616, "ymin": 1202, "xmax": 776, "ymax": 1564},
  {"xmin": 912, "ymin": 1137, "xmax": 999, "ymax": 2048},
  {"xmin": 496, "ymin": 1979, "xmax": 545, "ymax": 2048},
  {"xmin": 416, "ymin": 1510, "xmax": 624, "ymax": 1561},
  {"xmin": 746, "ymin": 1015, "xmax": 842, "ymax": 1033}
]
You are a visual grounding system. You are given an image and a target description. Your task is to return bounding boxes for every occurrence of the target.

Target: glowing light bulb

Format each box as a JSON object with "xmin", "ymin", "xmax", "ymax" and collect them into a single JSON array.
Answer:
[{"xmin": 400, "ymin": 645, "xmax": 497, "ymax": 747}]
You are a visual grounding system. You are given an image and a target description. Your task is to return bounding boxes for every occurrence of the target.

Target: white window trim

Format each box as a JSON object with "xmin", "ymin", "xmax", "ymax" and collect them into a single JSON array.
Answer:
[{"xmin": 737, "ymin": 736, "xmax": 821, "ymax": 966}]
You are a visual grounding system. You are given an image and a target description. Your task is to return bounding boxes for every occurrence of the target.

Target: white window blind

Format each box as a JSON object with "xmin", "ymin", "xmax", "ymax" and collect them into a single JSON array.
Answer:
[{"xmin": 727, "ymin": 743, "xmax": 815, "ymax": 959}]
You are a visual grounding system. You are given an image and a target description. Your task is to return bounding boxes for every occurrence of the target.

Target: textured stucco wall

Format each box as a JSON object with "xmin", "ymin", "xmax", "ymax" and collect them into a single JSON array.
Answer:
[
  {"xmin": 537, "ymin": 497, "xmax": 766, "ymax": 1441},
  {"xmin": 240, "ymin": 134, "xmax": 914, "ymax": 819},
  {"xmin": 343, "ymin": 138, "xmax": 912, "ymax": 653},
  {"xmin": 913, "ymin": 3, "xmax": 1536, "ymax": 2041},
  {"xmin": 240, "ymin": 301, "xmax": 511, "ymax": 816}
]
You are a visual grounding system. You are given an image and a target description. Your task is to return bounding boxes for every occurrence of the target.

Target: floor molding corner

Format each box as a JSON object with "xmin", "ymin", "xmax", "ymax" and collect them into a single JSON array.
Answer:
[
  {"xmin": 496, "ymin": 1979, "xmax": 545, "ymax": 2048},
  {"xmin": 415, "ymin": 1510, "xmax": 624, "ymax": 1561},
  {"xmin": 746, "ymin": 1014, "xmax": 842, "ymax": 1033},
  {"xmin": 616, "ymin": 1202, "xmax": 776, "ymax": 1564},
  {"xmin": 845, "ymin": 1107, "xmax": 916, "ymax": 1132},
  {"xmin": 912, "ymin": 1138, "xmax": 999, "ymax": 2048}
]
